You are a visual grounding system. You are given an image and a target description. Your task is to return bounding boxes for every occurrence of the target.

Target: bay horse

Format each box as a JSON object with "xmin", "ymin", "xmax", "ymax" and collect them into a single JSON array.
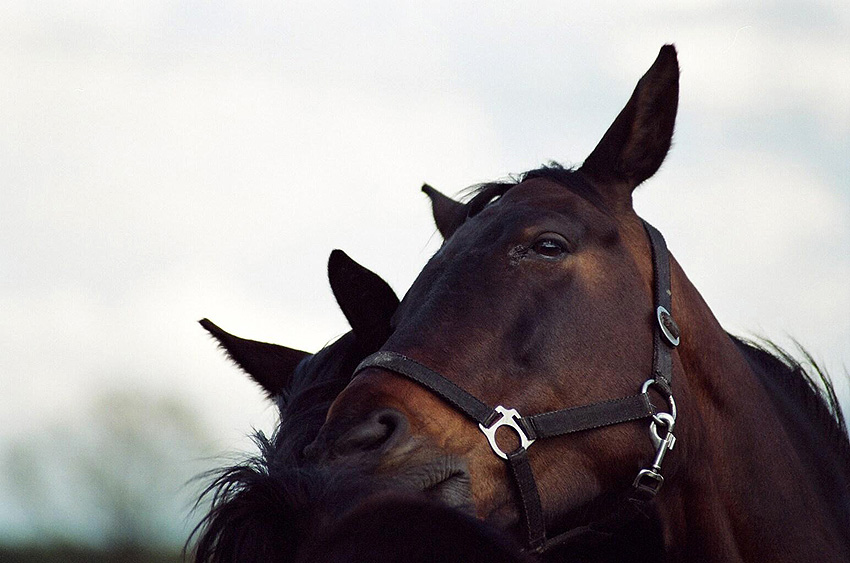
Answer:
[
  {"xmin": 307, "ymin": 45, "xmax": 850, "ymax": 561},
  {"xmin": 190, "ymin": 250, "xmax": 399, "ymax": 562},
  {"xmin": 190, "ymin": 251, "xmax": 527, "ymax": 562}
]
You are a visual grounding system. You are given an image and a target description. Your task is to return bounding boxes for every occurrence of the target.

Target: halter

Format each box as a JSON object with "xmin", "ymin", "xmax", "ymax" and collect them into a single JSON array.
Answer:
[{"xmin": 353, "ymin": 220, "xmax": 680, "ymax": 554}]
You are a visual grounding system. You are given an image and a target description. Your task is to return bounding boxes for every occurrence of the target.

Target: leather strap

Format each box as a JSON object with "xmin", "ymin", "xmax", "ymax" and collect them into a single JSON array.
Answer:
[
  {"xmin": 507, "ymin": 449, "xmax": 546, "ymax": 552},
  {"xmin": 355, "ymin": 352, "xmax": 657, "ymax": 440},
  {"xmin": 642, "ymin": 220, "xmax": 676, "ymax": 395},
  {"xmin": 521, "ymin": 393, "xmax": 655, "ymax": 440},
  {"xmin": 355, "ymin": 351, "xmax": 496, "ymax": 425}
]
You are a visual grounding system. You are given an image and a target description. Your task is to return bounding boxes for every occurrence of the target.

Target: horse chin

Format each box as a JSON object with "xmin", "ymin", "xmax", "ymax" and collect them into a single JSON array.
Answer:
[
  {"xmin": 423, "ymin": 469, "xmax": 473, "ymax": 511},
  {"xmin": 390, "ymin": 455, "xmax": 474, "ymax": 513}
]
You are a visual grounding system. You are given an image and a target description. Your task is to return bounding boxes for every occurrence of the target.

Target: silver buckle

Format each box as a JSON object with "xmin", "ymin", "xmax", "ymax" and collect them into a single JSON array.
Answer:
[
  {"xmin": 656, "ymin": 305, "xmax": 680, "ymax": 347},
  {"xmin": 479, "ymin": 405, "xmax": 535, "ymax": 460}
]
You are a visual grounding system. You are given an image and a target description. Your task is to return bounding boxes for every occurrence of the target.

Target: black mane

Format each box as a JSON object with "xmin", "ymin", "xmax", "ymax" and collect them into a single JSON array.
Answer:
[
  {"xmin": 462, "ymin": 163, "xmax": 609, "ymax": 214},
  {"xmin": 733, "ymin": 336, "xmax": 848, "ymax": 455},
  {"xmin": 733, "ymin": 336, "xmax": 850, "ymax": 530},
  {"xmin": 188, "ymin": 332, "xmax": 374, "ymax": 563}
]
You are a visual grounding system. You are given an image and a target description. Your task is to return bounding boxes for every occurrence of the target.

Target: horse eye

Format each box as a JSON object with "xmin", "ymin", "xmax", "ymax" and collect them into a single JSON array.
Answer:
[{"xmin": 531, "ymin": 236, "xmax": 568, "ymax": 259}]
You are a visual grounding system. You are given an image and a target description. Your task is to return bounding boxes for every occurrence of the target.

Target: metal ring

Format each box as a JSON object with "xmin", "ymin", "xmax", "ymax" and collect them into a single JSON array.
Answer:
[
  {"xmin": 478, "ymin": 405, "xmax": 535, "ymax": 460},
  {"xmin": 641, "ymin": 379, "xmax": 677, "ymax": 421},
  {"xmin": 656, "ymin": 306, "xmax": 680, "ymax": 347}
]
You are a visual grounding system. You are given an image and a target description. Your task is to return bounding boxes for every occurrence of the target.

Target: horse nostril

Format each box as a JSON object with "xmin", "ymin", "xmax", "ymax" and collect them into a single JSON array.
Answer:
[{"xmin": 333, "ymin": 408, "xmax": 409, "ymax": 456}]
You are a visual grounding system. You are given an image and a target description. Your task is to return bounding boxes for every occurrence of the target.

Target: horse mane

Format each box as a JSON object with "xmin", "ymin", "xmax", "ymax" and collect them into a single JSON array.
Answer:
[
  {"xmin": 188, "ymin": 434, "xmax": 381, "ymax": 563},
  {"xmin": 732, "ymin": 336, "xmax": 848, "ymax": 454},
  {"xmin": 275, "ymin": 331, "xmax": 363, "ymax": 454},
  {"xmin": 460, "ymin": 163, "xmax": 609, "ymax": 213},
  {"xmin": 732, "ymin": 335, "xmax": 850, "ymax": 530}
]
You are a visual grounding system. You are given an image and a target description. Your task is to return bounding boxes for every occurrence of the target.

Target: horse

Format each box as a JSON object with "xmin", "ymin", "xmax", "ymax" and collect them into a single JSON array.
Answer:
[
  {"xmin": 305, "ymin": 45, "xmax": 850, "ymax": 562},
  {"xmin": 189, "ymin": 249, "xmax": 399, "ymax": 562},
  {"xmin": 190, "ymin": 251, "xmax": 527, "ymax": 562}
]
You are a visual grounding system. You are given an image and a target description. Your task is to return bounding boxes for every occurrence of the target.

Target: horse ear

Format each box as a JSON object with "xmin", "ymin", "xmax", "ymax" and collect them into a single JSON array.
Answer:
[
  {"xmin": 579, "ymin": 45, "xmax": 679, "ymax": 206},
  {"xmin": 199, "ymin": 318, "xmax": 309, "ymax": 398},
  {"xmin": 422, "ymin": 183, "xmax": 466, "ymax": 239},
  {"xmin": 328, "ymin": 250, "xmax": 399, "ymax": 351}
]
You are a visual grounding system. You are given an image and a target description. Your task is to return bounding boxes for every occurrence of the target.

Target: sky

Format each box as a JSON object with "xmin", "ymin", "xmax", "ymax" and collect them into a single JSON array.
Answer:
[{"xmin": 1, "ymin": 0, "xmax": 848, "ymax": 548}]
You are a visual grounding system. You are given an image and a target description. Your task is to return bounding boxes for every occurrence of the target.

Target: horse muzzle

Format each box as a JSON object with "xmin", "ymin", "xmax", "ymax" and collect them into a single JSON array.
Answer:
[{"xmin": 304, "ymin": 406, "xmax": 474, "ymax": 511}]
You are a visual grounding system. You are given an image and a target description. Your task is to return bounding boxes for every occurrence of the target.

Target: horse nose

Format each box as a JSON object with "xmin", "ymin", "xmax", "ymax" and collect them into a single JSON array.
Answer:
[
  {"xmin": 308, "ymin": 408, "xmax": 410, "ymax": 460},
  {"xmin": 334, "ymin": 408, "xmax": 409, "ymax": 456}
]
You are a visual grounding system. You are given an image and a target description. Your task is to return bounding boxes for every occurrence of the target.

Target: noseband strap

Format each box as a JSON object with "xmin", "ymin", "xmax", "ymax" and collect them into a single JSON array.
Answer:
[
  {"xmin": 357, "ymin": 351, "xmax": 657, "ymax": 441},
  {"xmin": 353, "ymin": 220, "xmax": 679, "ymax": 553}
]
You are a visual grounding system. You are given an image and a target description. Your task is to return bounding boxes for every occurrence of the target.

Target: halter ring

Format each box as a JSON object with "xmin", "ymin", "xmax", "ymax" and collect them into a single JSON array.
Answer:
[
  {"xmin": 479, "ymin": 406, "xmax": 536, "ymax": 460},
  {"xmin": 641, "ymin": 378, "xmax": 677, "ymax": 421}
]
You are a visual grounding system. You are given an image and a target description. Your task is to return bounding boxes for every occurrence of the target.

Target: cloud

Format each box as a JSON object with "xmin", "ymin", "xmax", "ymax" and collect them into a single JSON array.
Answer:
[{"xmin": 1, "ymin": 0, "xmax": 848, "ymax": 543}]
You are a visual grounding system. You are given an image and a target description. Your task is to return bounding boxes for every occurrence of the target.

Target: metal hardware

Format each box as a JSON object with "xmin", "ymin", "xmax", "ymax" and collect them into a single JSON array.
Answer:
[
  {"xmin": 641, "ymin": 378, "xmax": 677, "ymax": 421},
  {"xmin": 633, "ymin": 468, "xmax": 664, "ymax": 494},
  {"xmin": 634, "ymin": 409, "xmax": 676, "ymax": 495},
  {"xmin": 649, "ymin": 412, "xmax": 676, "ymax": 461},
  {"xmin": 656, "ymin": 306, "xmax": 681, "ymax": 347},
  {"xmin": 479, "ymin": 405, "xmax": 536, "ymax": 460}
]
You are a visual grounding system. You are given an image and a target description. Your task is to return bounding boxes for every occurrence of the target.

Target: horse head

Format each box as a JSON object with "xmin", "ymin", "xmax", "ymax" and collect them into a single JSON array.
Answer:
[
  {"xmin": 308, "ymin": 44, "xmax": 850, "ymax": 562},
  {"xmin": 308, "ymin": 44, "xmax": 681, "ymax": 550}
]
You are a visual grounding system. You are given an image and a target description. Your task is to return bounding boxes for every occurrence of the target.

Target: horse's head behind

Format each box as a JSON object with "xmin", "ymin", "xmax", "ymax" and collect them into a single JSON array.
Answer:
[
  {"xmin": 191, "ymin": 250, "xmax": 401, "ymax": 562},
  {"xmin": 309, "ymin": 45, "xmax": 683, "ymax": 549}
]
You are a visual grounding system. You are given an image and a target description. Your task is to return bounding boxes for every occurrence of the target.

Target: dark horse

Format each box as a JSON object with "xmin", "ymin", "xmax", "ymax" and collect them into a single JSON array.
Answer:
[
  {"xmin": 306, "ymin": 45, "xmax": 850, "ymax": 562},
  {"xmin": 190, "ymin": 251, "xmax": 527, "ymax": 562}
]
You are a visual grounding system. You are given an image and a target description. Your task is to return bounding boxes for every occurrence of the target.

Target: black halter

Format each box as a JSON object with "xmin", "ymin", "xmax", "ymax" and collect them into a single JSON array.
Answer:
[{"xmin": 354, "ymin": 220, "xmax": 680, "ymax": 554}]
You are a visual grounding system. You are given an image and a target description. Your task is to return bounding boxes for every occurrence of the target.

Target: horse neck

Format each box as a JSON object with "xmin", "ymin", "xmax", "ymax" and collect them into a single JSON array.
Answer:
[{"xmin": 655, "ymin": 262, "xmax": 849, "ymax": 562}]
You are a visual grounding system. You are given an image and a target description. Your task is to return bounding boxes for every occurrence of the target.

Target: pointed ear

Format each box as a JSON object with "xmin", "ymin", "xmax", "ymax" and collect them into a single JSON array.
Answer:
[
  {"xmin": 422, "ymin": 183, "xmax": 466, "ymax": 239},
  {"xmin": 579, "ymin": 45, "xmax": 679, "ymax": 207},
  {"xmin": 328, "ymin": 250, "xmax": 399, "ymax": 351},
  {"xmin": 199, "ymin": 318, "xmax": 309, "ymax": 398}
]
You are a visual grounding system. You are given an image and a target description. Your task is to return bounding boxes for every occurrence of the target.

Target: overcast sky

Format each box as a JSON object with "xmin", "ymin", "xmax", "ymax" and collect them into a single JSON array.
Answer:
[{"xmin": 2, "ymin": 1, "xmax": 848, "ymax": 546}]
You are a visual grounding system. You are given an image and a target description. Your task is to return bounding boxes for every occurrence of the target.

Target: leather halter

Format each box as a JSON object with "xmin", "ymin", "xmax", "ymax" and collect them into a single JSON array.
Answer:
[{"xmin": 354, "ymin": 220, "xmax": 680, "ymax": 553}]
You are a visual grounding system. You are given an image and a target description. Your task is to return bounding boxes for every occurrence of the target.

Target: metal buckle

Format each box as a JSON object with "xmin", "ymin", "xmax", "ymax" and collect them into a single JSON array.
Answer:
[
  {"xmin": 656, "ymin": 305, "xmax": 680, "ymax": 347},
  {"xmin": 479, "ymin": 405, "xmax": 535, "ymax": 460}
]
